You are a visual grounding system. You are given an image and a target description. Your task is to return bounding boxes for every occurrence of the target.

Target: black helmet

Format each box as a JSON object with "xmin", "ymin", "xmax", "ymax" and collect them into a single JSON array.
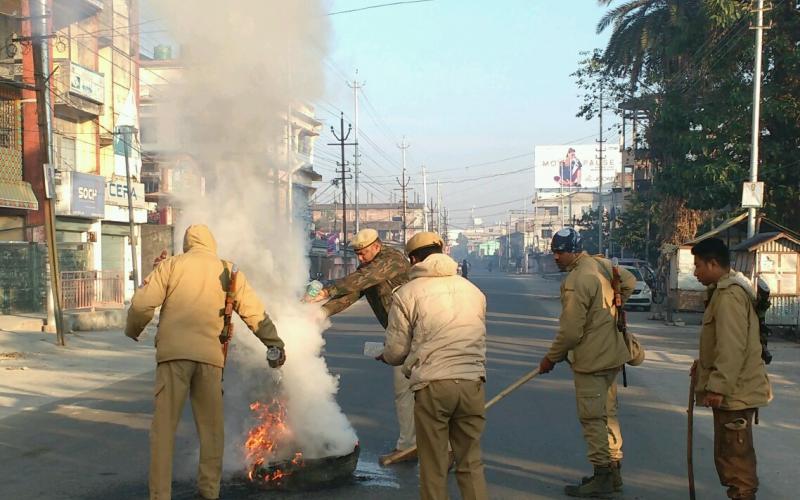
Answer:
[{"xmin": 551, "ymin": 227, "xmax": 582, "ymax": 253}]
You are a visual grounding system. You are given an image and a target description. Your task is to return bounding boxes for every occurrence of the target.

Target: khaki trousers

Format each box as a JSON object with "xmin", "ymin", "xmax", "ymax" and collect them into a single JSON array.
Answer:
[
  {"xmin": 394, "ymin": 366, "xmax": 416, "ymax": 450},
  {"xmin": 150, "ymin": 360, "xmax": 224, "ymax": 500},
  {"xmin": 572, "ymin": 367, "xmax": 623, "ymax": 466},
  {"xmin": 713, "ymin": 408, "xmax": 759, "ymax": 499},
  {"xmin": 414, "ymin": 379, "xmax": 488, "ymax": 500}
]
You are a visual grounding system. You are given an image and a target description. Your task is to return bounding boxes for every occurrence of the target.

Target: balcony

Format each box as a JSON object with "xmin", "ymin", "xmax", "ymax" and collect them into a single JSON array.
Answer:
[
  {"xmin": 53, "ymin": 60, "xmax": 105, "ymax": 119},
  {"xmin": 53, "ymin": 0, "xmax": 104, "ymax": 31}
]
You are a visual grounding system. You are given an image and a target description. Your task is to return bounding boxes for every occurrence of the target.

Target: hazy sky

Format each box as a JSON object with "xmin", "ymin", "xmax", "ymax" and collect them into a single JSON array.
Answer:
[
  {"xmin": 319, "ymin": 0, "xmax": 617, "ymax": 228},
  {"xmin": 139, "ymin": 0, "xmax": 618, "ymax": 229}
]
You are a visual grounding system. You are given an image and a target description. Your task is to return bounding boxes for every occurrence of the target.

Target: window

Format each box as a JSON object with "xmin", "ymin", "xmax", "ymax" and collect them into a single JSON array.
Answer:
[
  {"xmin": 541, "ymin": 229, "xmax": 553, "ymax": 239},
  {"xmin": 55, "ymin": 135, "xmax": 76, "ymax": 171},
  {"xmin": 537, "ymin": 206, "xmax": 558, "ymax": 216},
  {"xmin": 140, "ymin": 117, "xmax": 157, "ymax": 145},
  {"xmin": 759, "ymin": 252, "xmax": 798, "ymax": 295},
  {"xmin": 0, "ymin": 99, "xmax": 17, "ymax": 149}
]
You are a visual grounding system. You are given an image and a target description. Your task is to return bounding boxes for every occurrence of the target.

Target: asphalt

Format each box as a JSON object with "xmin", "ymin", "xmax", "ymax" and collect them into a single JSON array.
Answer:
[{"xmin": 0, "ymin": 270, "xmax": 797, "ymax": 499}]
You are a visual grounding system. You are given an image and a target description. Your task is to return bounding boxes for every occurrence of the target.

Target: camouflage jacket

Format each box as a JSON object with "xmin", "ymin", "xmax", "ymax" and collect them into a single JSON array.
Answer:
[{"xmin": 323, "ymin": 245, "xmax": 410, "ymax": 328}]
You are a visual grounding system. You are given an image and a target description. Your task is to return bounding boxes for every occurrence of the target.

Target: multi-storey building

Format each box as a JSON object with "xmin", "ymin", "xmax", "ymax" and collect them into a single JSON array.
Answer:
[{"xmin": 0, "ymin": 0, "xmax": 145, "ymax": 312}]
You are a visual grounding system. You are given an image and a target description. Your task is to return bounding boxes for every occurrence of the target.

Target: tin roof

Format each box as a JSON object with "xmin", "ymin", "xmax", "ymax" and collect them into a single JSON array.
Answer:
[{"xmin": 731, "ymin": 232, "xmax": 800, "ymax": 252}]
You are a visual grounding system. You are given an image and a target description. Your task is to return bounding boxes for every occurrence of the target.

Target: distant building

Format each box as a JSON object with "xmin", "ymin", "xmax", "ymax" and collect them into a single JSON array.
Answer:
[{"xmin": 311, "ymin": 202, "xmax": 425, "ymax": 245}]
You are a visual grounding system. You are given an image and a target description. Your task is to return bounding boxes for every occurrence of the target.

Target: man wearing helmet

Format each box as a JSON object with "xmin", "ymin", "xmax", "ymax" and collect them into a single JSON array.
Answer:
[
  {"xmin": 381, "ymin": 232, "xmax": 489, "ymax": 500},
  {"xmin": 538, "ymin": 227, "xmax": 636, "ymax": 497}
]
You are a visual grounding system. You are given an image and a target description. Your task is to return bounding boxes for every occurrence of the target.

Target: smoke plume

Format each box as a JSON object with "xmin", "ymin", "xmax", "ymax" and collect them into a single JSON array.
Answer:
[{"xmin": 150, "ymin": 0, "xmax": 358, "ymax": 471}]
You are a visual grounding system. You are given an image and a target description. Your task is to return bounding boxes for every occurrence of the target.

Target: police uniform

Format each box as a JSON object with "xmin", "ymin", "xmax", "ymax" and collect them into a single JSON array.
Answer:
[
  {"xmin": 125, "ymin": 225, "xmax": 285, "ymax": 500},
  {"xmin": 321, "ymin": 229, "xmax": 415, "ymax": 455},
  {"xmin": 541, "ymin": 228, "xmax": 636, "ymax": 497},
  {"xmin": 383, "ymin": 232, "xmax": 489, "ymax": 500},
  {"xmin": 695, "ymin": 271, "xmax": 772, "ymax": 499}
]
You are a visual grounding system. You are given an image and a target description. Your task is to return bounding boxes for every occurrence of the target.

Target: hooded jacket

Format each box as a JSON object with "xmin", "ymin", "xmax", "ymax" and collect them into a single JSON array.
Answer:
[
  {"xmin": 695, "ymin": 271, "xmax": 772, "ymax": 410},
  {"xmin": 382, "ymin": 253, "xmax": 486, "ymax": 391},
  {"xmin": 545, "ymin": 253, "xmax": 636, "ymax": 373},
  {"xmin": 124, "ymin": 225, "xmax": 284, "ymax": 368}
]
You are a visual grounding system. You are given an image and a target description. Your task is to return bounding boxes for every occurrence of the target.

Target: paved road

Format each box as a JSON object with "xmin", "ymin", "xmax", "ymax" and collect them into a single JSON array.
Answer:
[{"xmin": 1, "ymin": 270, "xmax": 797, "ymax": 499}]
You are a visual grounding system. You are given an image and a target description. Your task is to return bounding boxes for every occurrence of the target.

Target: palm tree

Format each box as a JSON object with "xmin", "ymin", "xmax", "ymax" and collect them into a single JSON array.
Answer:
[{"xmin": 595, "ymin": 0, "xmax": 703, "ymax": 89}]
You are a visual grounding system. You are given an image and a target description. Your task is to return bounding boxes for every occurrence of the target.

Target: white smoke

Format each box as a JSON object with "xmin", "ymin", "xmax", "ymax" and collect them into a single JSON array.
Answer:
[{"xmin": 150, "ymin": 0, "xmax": 358, "ymax": 472}]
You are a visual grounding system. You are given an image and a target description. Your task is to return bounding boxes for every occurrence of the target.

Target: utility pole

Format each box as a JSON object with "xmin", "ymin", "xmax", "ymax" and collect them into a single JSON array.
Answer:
[
  {"xmin": 328, "ymin": 113, "xmax": 355, "ymax": 249},
  {"xmin": 442, "ymin": 207, "xmax": 449, "ymax": 248},
  {"xmin": 436, "ymin": 180, "xmax": 442, "ymax": 234},
  {"xmin": 421, "ymin": 164, "xmax": 429, "ymax": 231},
  {"xmin": 597, "ymin": 80, "xmax": 606, "ymax": 256},
  {"xmin": 429, "ymin": 197, "xmax": 435, "ymax": 232},
  {"xmin": 397, "ymin": 138, "xmax": 411, "ymax": 243},
  {"xmin": 31, "ymin": 0, "xmax": 65, "ymax": 345},
  {"xmin": 747, "ymin": 0, "xmax": 769, "ymax": 238},
  {"xmin": 348, "ymin": 73, "xmax": 364, "ymax": 232},
  {"xmin": 117, "ymin": 125, "xmax": 140, "ymax": 288}
]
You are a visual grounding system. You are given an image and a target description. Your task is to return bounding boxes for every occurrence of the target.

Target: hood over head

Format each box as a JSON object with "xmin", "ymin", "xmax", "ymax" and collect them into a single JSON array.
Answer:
[
  {"xmin": 183, "ymin": 224, "xmax": 218, "ymax": 254},
  {"xmin": 410, "ymin": 253, "xmax": 458, "ymax": 279}
]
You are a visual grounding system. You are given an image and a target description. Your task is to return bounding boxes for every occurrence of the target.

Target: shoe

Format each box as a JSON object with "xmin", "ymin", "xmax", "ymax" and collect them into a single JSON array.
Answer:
[
  {"xmin": 565, "ymin": 465, "xmax": 615, "ymax": 498},
  {"xmin": 379, "ymin": 447, "xmax": 417, "ymax": 465},
  {"xmin": 581, "ymin": 461, "xmax": 622, "ymax": 492}
]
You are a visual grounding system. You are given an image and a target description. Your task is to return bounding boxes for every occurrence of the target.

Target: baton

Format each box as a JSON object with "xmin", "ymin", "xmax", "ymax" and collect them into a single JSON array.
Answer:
[{"xmin": 380, "ymin": 368, "xmax": 541, "ymax": 466}]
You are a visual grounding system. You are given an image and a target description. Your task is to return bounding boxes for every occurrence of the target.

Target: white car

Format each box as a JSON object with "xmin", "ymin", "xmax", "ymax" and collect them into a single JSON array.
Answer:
[{"xmin": 621, "ymin": 265, "xmax": 652, "ymax": 311}]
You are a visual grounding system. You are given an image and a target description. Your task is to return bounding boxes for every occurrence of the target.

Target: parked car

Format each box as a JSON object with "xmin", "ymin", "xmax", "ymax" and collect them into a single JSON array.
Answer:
[
  {"xmin": 621, "ymin": 265, "xmax": 652, "ymax": 311},
  {"xmin": 615, "ymin": 258, "xmax": 656, "ymax": 285}
]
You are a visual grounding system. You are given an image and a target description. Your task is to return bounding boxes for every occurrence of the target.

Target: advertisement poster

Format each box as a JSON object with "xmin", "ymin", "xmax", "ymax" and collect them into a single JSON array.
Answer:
[{"xmin": 534, "ymin": 144, "xmax": 622, "ymax": 191}]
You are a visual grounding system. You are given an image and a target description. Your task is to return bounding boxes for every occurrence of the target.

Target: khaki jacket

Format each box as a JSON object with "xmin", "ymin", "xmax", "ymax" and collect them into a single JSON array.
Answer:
[
  {"xmin": 383, "ymin": 254, "xmax": 487, "ymax": 391},
  {"xmin": 546, "ymin": 253, "xmax": 636, "ymax": 373},
  {"xmin": 323, "ymin": 245, "xmax": 410, "ymax": 328},
  {"xmin": 695, "ymin": 271, "xmax": 772, "ymax": 410},
  {"xmin": 124, "ymin": 225, "xmax": 284, "ymax": 368}
]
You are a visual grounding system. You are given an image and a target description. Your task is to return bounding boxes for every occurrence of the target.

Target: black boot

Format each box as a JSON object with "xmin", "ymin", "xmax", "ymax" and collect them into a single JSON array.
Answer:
[
  {"xmin": 565, "ymin": 465, "xmax": 615, "ymax": 498},
  {"xmin": 581, "ymin": 461, "xmax": 622, "ymax": 492}
]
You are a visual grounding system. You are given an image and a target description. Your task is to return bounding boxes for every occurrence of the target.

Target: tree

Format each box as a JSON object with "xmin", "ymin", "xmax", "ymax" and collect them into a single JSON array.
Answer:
[{"xmin": 577, "ymin": 208, "xmax": 609, "ymax": 256}]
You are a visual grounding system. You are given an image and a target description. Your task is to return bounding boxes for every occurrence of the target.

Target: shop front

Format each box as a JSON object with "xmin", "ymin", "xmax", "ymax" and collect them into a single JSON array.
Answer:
[{"xmin": 103, "ymin": 176, "xmax": 149, "ymax": 300}]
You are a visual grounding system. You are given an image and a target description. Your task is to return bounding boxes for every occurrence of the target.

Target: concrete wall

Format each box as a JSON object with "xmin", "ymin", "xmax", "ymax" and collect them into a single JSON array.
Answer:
[{"xmin": 141, "ymin": 224, "xmax": 174, "ymax": 273}]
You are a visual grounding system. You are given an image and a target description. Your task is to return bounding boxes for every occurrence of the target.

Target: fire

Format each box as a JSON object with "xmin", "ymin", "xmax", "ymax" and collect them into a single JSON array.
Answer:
[{"xmin": 244, "ymin": 399, "xmax": 305, "ymax": 484}]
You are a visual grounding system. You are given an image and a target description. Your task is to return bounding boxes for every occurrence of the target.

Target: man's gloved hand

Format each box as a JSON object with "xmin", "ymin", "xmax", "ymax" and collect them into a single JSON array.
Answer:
[
  {"xmin": 538, "ymin": 356, "xmax": 555, "ymax": 374},
  {"xmin": 266, "ymin": 346, "xmax": 286, "ymax": 368}
]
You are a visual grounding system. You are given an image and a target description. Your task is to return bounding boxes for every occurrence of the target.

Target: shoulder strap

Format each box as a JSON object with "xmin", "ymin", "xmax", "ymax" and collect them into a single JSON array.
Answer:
[{"xmin": 219, "ymin": 261, "xmax": 238, "ymax": 345}]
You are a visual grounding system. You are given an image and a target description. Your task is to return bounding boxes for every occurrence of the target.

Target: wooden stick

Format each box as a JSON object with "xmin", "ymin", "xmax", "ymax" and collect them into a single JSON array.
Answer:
[
  {"xmin": 380, "ymin": 368, "xmax": 541, "ymax": 466},
  {"xmin": 688, "ymin": 375, "xmax": 696, "ymax": 500}
]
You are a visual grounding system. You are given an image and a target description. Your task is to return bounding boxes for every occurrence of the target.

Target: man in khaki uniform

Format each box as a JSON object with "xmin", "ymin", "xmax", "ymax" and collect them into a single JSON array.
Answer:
[
  {"xmin": 307, "ymin": 228, "xmax": 414, "ymax": 463},
  {"xmin": 125, "ymin": 224, "xmax": 286, "ymax": 500},
  {"xmin": 691, "ymin": 238, "xmax": 772, "ymax": 500},
  {"xmin": 381, "ymin": 232, "xmax": 488, "ymax": 500},
  {"xmin": 538, "ymin": 228, "xmax": 635, "ymax": 497}
]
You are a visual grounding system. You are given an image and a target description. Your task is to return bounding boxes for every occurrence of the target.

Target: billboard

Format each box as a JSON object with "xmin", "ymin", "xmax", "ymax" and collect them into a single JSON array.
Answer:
[{"xmin": 534, "ymin": 144, "xmax": 622, "ymax": 191}]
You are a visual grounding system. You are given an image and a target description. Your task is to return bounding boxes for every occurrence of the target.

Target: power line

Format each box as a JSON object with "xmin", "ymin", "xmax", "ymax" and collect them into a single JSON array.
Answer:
[{"xmin": 327, "ymin": 0, "xmax": 434, "ymax": 17}]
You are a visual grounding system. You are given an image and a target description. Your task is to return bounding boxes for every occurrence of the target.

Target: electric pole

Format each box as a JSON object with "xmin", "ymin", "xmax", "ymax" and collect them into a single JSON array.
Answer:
[
  {"xmin": 436, "ymin": 180, "xmax": 442, "ymax": 234},
  {"xmin": 396, "ymin": 138, "xmax": 411, "ymax": 244},
  {"xmin": 442, "ymin": 207, "xmax": 449, "ymax": 248},
  {"xmin": 328, "ymin": 113, "xmax": 355, "ymax": 249},
  {"xmin": 747, "ymin": 0, "xmax": 769, "ymax": 238},
  {"xmin": 117, "ymin": 125, "xmax": 140, "ymax": 288},
  {"xmin": 422, "ymin": 164, "xmax": 429, "ymax": 231},
  {"xmin": 597, "ymin": 80, "xmax": 606, "ymax": 256},
  {"xmin": 31, "ymin": 0, "xmax": 65, "ymax": 345},
  {"xmin": 348, "ymin": 73, "xmax": 364, "ymax": 232}
]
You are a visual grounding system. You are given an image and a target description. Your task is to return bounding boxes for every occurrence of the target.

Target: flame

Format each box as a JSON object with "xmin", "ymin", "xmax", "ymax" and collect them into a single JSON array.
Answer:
[{"xmin": 244, "ymin": 398, "xmax": 305, "ymax": 484}]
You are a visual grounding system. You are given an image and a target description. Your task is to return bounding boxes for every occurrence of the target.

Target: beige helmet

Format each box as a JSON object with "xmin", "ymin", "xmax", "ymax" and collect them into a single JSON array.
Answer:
[
  {"xmin": 406, "ymin": 231, "xmax": 444, "ymax": 255},
  {"xmin": 350, "ymin": 228, "xmax": 380, "ymax": 251}
]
